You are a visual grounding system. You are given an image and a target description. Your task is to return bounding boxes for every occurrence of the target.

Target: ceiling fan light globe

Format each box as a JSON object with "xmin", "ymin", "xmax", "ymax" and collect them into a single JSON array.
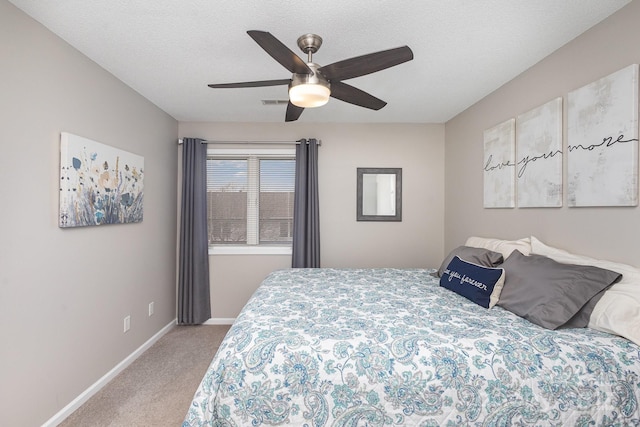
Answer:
[{"xmin": 289, "ymin": 83, "xmax": 330, "ymax": 108}]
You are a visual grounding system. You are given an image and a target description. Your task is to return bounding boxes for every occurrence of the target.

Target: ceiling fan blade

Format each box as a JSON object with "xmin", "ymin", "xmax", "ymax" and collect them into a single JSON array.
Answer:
[
  {"xmin": 319, "ymin": 46, "xmax": 413, "ymax": 81},
  {"xmin": 247, "ymin": 30, "xmax": 312, "ymax": 75},
  {"xmin": 208, "ymin": 79, "xmax": 291, "ymax": 89},
  {"xmin": 285, "ymin": 102, "xmax": 304, "ymax": 122},
  {"xmin": 329, "ymin": 81, "xmax": 387, "ymax": 110}
]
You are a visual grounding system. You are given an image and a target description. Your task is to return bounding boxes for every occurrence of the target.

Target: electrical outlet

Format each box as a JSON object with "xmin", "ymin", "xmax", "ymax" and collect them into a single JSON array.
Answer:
[
  {"xmin": 148, "ymin": 302, "xmax": 154, "ymax": 317},
  {"xmin": 124, "ymin": 315, "xmax": 131, "ymax": 333}
]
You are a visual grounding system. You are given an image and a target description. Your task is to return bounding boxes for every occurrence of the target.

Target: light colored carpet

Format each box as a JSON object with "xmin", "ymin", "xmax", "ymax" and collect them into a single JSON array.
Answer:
[{"xmin": 59, "ymin": 324, "xmax": 230, "ymax": 427}]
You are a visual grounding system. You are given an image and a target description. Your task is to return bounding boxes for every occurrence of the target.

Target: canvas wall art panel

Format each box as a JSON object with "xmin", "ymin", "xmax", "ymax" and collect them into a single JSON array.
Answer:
[
  {"xmin": 59, "ymin": 132, "xmax": 144, "ymax": 227},
  {"xmin": 567, "ymin": 64, "xmax": 639, "ymax": 207},
  {"xmin": 516, "ymin": 97, "xmax": 563, "ymax": 207},
  {"xmin": 483, "ymin": 118, "xmax": 516, "ymax": 208}
]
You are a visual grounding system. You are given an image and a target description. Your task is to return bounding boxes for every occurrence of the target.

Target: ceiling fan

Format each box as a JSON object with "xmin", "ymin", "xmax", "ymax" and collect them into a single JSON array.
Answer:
[{"xmin": 208, "ymin": 31, "xmax": 414, "ymax": 122}]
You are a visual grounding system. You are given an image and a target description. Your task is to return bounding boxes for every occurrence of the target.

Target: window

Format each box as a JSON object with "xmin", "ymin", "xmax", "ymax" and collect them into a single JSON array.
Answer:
[{"xmin": 206, "ymin": 149, "xmax": 295, "ymax": 251}]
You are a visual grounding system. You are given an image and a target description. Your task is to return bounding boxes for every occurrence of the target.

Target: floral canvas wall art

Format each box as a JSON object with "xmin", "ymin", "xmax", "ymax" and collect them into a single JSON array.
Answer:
[{"xmin": 59, "ymin": 132, "xmax": 144, "ymax": 227}]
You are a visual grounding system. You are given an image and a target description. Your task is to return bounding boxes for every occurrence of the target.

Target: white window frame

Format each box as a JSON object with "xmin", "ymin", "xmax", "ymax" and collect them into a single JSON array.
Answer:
[{"xmin": 207, "ymin": 147, "xmax": 295, "ymax": 256}]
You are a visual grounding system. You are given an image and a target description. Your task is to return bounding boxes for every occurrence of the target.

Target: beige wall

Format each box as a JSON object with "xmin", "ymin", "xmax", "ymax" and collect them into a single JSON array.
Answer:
[
  {"xmin": 444, "ymin": 0, "xmax": 640, "ymax": 268},
  {"xmin": 179, "ymin": 122, "xmax": 445, "ymax": 318},
  {"xmin": 0, "ymin": 2, "xmax": 179, "ymax": 425}
]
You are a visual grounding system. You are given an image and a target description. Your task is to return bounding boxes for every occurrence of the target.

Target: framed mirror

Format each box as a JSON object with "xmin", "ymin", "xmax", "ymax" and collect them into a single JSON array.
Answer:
[{"xmin": 357, "ymin": 168, "xmax": 402, "ymax": 221}]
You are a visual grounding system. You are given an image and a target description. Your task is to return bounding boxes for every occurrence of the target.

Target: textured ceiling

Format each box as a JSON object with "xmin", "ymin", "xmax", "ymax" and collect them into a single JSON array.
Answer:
[{"xmin": 9, "ymin": 0, "xmax": 631, "ymax": 123}]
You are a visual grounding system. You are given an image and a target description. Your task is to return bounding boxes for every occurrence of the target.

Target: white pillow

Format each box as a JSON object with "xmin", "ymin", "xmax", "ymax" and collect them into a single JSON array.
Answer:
[
  {"xmin": 465, "ymin": 236, "xmax": 532, "ymax": 258},
  {"xmin": 531, "ymin": 236, "xmax": 640, "ymax": 346}
]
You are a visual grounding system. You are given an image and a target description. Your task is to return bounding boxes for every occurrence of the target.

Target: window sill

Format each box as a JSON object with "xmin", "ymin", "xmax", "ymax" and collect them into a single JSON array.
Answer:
[{"xmin": 209, "ymin": 246, "xmax": 292, "ymax": 256}]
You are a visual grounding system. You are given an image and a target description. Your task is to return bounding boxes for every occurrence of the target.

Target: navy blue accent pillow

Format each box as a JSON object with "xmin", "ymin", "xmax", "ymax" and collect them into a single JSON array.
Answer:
[{"xmin": 440, "ymin": 256, "xmax": 506, "ymax": 308}]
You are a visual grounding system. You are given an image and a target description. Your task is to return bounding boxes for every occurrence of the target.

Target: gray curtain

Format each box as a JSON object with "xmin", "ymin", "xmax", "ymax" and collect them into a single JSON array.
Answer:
[
  {"xmin": 178, "ymin": 138, "xmax": 211, "ymax": 324},
  {"xmin": 292, "ymin": 138, "xmax": 320, "ymax": 268}
]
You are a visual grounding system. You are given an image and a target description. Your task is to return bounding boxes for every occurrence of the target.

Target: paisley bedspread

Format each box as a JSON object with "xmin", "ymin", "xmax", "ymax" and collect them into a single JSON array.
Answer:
[{"xmin": 183, "ymin": 268, "xmax": 640, "ymax": 426}]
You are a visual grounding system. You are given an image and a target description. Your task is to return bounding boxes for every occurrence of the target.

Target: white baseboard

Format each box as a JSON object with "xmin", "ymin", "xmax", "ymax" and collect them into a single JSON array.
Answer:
[
  {"xmin": 42, "ymin": 319, "xmax": 176, "ymax": 427},
  {"xmin": 204, "ymin": 317, "xmax": 236, "ymax": 325}
]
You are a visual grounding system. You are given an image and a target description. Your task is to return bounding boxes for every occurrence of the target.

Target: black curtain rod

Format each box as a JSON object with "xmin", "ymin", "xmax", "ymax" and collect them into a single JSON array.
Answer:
[{"xmin": 177, "ymin": 139, "xmax": 320, "ymax": 146}]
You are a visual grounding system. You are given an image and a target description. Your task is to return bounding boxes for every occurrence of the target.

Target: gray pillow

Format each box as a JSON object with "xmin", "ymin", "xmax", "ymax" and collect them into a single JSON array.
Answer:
[
  {"xmin": 437, "ymin": 246, "xmax": 504, "ymax": 277},
  {"xmin": 498, "ymin": 250, "xmax": 622, "ymax": 330}
]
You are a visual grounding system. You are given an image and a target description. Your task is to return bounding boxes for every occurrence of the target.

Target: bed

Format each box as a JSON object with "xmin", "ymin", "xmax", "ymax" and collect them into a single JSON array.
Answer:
[{"xmin": 183, "ymin": 238, "xmax": 640, "ymax": 426}]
